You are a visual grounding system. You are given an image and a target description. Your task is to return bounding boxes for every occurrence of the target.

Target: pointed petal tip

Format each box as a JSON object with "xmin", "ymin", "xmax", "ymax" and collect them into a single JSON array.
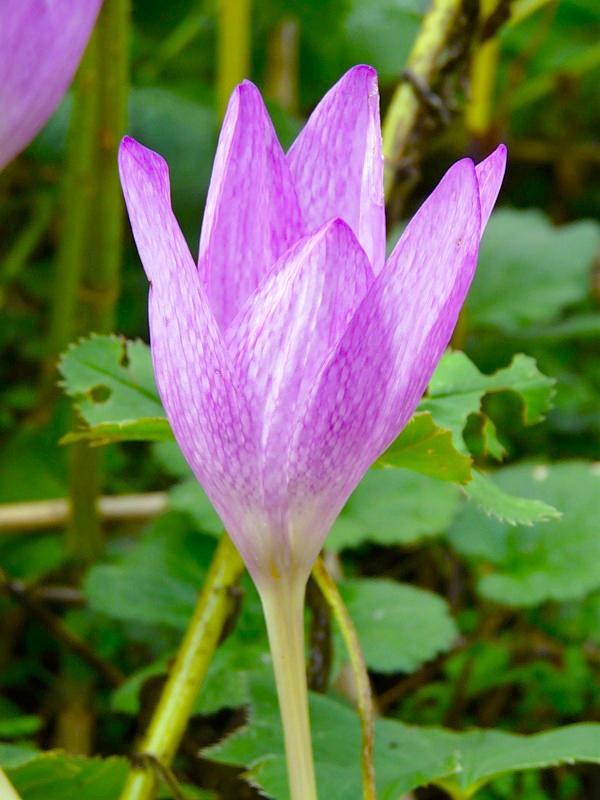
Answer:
[
  {"xmin": 475, "ymin": 144, "xmax": 508, "ymax": 229},
  {"xmin": 118, "ymin": 137, "xmax": 169, "ymax": 192}
]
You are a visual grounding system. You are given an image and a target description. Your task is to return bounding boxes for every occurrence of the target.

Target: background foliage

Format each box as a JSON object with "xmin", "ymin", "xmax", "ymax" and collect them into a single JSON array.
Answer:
[{"xmin": 1, "ymin": 0, "xmax": 599, "ymax": 798}]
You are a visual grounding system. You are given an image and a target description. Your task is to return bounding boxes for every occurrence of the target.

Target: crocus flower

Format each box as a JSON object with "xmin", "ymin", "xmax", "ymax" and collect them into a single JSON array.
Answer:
[
  {"xmin": 0, "ymin": 0, "xmax": 103, "ymax": 171},
  {"xmin": 120, "ymin": 65, "xmax": 506, "ymax": 799},
  {"xmin": 119, "ymin": 65, "xmax": 506, "ymax": 591}
]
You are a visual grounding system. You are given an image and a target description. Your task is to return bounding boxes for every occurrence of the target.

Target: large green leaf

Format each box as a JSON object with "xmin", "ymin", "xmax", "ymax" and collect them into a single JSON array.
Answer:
[
  {"xmin": 376, "ymin": 412, "xmax": 472, "ymax": 483},
  {"xmin": 448, "ymin": 461, "xmax": 600, "ymax": 606},
  {"xmin": 468, "ymin": 209, "xmax": 598, "ymax": 333},
  {"xmin": 4, "ymin": 751, "xmax": 128, "ymax": 800},
  {"xmin": 328, "ymin": 468, "xmax": 459, "ymax": 551},
  {"xmin": 58, "ymin": 335, "xmax": 171, "ymax": 444},
  {"xmin": 84, "ymin": 513, "xmax": 214, "ymax": 629},
  {"xmin": 206, "ymin": 674, "xmax": 600, "ymax": 799},
  {"xmin": 205, "ymin": 674, "xmax": 458, "ymax": 800},
  {"xmin": 339, "ymin": 579, "xmax": 458, "ymax": 673}
]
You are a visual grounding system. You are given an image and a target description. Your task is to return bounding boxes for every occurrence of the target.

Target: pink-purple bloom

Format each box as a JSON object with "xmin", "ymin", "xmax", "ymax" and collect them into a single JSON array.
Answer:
[
  {"xmin": 0, "ymin": 0, "xmax": 103, "ymax": 171},
  {"xmin": 119, "ymin": 66, "xmax": 506, "ymax": 590}
]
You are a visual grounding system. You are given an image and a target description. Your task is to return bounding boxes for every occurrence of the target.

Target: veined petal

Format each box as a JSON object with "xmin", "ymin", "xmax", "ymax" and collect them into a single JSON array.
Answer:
[
  {"xmin": 475, "ymin": 144, "xmax": 507, "ymax": 229},
  {"xmin": 119, "ymin": 137, "xmax": 263, "ymax": 570},
  {"xmin": 0, "ymin": 0, "xmax": 103, "ymax": 170},
  {"xmin": 227, "ymin": 220, "xmax": 373, "ymax": 548},
  {"xmin": 287, "ymin": 65, "xmax": 386, "ymax": 274},
  {"xmin": 287, "ymin": 159, "xmax": 482, "ymax": 548},
  {"xmin": 199, "ymin": 81, "xmax": 303, "ymax": 330}
]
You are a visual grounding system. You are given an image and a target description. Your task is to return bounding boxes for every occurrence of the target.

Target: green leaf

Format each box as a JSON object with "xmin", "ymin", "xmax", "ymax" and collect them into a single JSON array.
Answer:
[
  {"xmin": 433, "ymin": 723, "xmax": 600, "ymax": 796},
  {"xmin": 469, "ymin": 210, "xmax": 599, "ymax": 332},
  {"xmin": 206, "ymin": 674, "xmax": 600, "ymax": 799},
  {"xmin": 376, "ymin": 413, "xmax": 472, "ymax": 483},
  {"xmin": 205, "ymin": 673, "xmax": 459, "ymax": 800},
  {"xmin": 420, "ymin": 351, "xmax": 555, "ymax": 441},
  {"xmin": 339, "ymin": 579, "xmax": 458, "ymax": 673},
  {"xmin": 5, "ymin": 752, "xmax": 128, "ymax": 800},
  {"xmin": 328, "ymin": 468, "xmax": 459, "ymax": 551},
  {"xmin": 0, "ymin": 716, "xmax": 43, "ymax": 739},
  {"xmin": 464, "ymin": 469, "xmax": 561, "ymax": 526},
  {"xmin": 0, "ymin": 743, "xmax": 39, "ymax": 770},
  {"xmin": 84, "ymin": 513, "xmax": 214, "ymax": 629},
  {"xmin": 58, "ymin": 335, "xmax": 170, "ymax": 444},
  {"xmin": 111, "ymin": 577, "xmax": 268, "ymax": 717},
  {"xmin": 168, "ymin": 476, "xmax": 223, "ymax": 535},
  {"xmin": 448, "ymin": 462, "xmax": 600, "ymax": 606}
]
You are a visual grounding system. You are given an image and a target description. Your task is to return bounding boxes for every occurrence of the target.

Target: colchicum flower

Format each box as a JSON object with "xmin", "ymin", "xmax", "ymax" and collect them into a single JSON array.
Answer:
[
  {"xmin": 119, "ymin": 65, "xmax": 506, "ymax": 799},
  {"xmin": 0, "ymin": 0, "xmax": 103, "ymax": 171}
]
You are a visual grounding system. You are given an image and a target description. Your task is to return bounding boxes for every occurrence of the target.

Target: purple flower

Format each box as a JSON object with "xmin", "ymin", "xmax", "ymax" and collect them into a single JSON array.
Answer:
[
  {"xmin": 119, "ymin": 66, "xmax": 506, "ymax": 591},
  {"xmin": 0, "ymin": 0, "xmax": 103, "ymax": 171}
]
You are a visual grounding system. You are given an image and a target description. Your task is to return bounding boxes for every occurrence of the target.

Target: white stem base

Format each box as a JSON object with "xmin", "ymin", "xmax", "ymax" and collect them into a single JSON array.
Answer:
[{"xmin": 260, "ymin": 579, "xmax": 319, "ymax": 800}]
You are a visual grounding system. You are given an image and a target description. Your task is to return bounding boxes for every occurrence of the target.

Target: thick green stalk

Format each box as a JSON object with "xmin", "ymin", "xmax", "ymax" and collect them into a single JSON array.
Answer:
[
  {"xmin": 119, "ymin": 534, "xmax": 245, "ymax": 800},
  {"xmin": 260, "ymin": 578, "xmax": 319, "ymax": 800},
  {"xmin": 48, "ymin": 0, "xmax": 129, "ymax": 563},
  {"xmin": 217, "ymin": 0, "xmax": 252, "ymax": 118},
  {"xmin": 312, "ymin": 558, "xmax": 376, "ymax": 800},
  {"xmin": 381, "ymin": 0, "xmax": 467, "ymax": 203}
]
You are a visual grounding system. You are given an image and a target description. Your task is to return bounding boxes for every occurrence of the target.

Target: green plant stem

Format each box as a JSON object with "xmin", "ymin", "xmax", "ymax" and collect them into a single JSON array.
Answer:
[
  {"xmin": 260, "ymin": 578, "xmax": 319, "ymax": 800},
  {"xmin": 217, "ymin": 0, "xmax": 251, "ymax": 118},
  {"xmin": 118, "ymin": 533, "xmax": 245, "ymax": 800},
  {"xmin": 381, "ymin": 0, "xmax": 467, "ymax": 202},
  {"xmin": 0, "ymin": 769, "xmax": 23, "ymax": 800},
  {"xmin": 0, "ymin": 192, "xmax": 54, "ymax": 309},
  {"xmin": 312, "ymin": 558, "xmax": 376, "ymax": 800},
  {"xmin": 48, "ymin": 0, "xmax": 129, "ymax": 564}
]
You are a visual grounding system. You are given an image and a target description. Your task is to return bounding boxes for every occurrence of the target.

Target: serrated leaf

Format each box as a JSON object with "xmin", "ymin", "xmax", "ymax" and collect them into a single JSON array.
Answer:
[
  {"xmin": 5, "ymin": 752, "xmax": 128, "ymax": 800},
  {"xmin": 449, "ymin": 462, "xmax": 600, "ymax": 606},
  {"xmin": 339, "ymin": 579, "xmax": 458, "ymax": 673},
  {"xmin": 58, "ymin": 336, "xmax": 168, "ymax": 442},
  {"xmin": 328, "ymin": 469, "xmax": 459, "ymax": 551},
  {"xmin": 468, "ymin": 210, "xmax": 599, "ymax": 333},
  {"xmin": 464, "ymin": 469, "xmax": 560, "ymax": 526},
  {"xmin": 420, "ymin": 351, "xmax": 555, "ymax": 441},
  {"xmin": 376, "ymin": 413, "xmax": 472, "ymax": 483}
]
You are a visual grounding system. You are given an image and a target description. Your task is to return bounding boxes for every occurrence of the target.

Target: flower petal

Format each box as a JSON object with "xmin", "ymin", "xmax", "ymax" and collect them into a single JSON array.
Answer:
[
  {"xmin": 226, "ymin": 219, "xmax": 373, "ymax": 566},
  {"xmin": 0, "ymin": 0, "xmax": 102, "ymax": 170},
  {"xmin": 119, "ymin": 137, "xmax": 263, "ymax": 566},
  {"xmin": 287, "ymin": 65, "xmax": 386, "ymax": 273},
  {"xmin": 198, "ymin": 81, "xmax": 303, "ymax": 331},
  {"xmin": 475, "ymin": 144, "xmax": 507, "ymax": 229},
  {"xmin": 287, "ymin": 158, "xmax": 483, "ymax": 547}
]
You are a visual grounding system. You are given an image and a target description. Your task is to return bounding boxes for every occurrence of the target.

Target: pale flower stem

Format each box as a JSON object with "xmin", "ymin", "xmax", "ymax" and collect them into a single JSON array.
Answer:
[
  {"xmin": 260, "ymin": 579, "xmax": 319, "ymax": 800},
  {"xmin": 0, "ymin": 769, "xmax": 23, "ymax": 800}
]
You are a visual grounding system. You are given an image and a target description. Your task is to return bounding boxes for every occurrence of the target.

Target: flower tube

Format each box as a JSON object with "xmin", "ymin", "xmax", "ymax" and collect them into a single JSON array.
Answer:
[{"xmin": 119, "ymin": 65, "xmax": 506, "ymax": 799}]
